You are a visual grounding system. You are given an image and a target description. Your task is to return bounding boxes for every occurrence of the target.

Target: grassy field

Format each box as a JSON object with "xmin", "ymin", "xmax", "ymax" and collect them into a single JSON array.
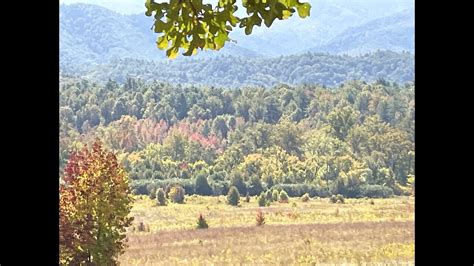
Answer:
[{"xmin": 119, "ymin": 195, "xmax": 414, "ymax": 265}]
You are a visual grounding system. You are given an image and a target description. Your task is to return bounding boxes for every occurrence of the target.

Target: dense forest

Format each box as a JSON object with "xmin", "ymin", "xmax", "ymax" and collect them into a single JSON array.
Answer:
[
  {"xmin": 62, "ymin": 50, "xmax": 413, "ymax": 88},
  {"xmin": 60, "ymin": 76, "xmax": 414, "ymax": 198}
]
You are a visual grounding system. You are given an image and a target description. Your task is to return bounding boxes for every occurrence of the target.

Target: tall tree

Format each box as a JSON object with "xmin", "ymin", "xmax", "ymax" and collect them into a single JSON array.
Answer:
[{"xmin": 59, "ymin": 141, "xmax": 133, "ymax": 265}]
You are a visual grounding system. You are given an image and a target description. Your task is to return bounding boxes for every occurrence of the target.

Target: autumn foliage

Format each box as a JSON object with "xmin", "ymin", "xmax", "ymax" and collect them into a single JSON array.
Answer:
[{"xmin": 59, "ymin": 140, "xmax": 134, "ymax": 265}]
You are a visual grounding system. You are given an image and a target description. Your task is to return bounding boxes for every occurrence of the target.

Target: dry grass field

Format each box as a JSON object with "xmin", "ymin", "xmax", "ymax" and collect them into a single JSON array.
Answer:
[{"xmin": 119, "ymin": 195, "xmax": 414, "ymax": 265}]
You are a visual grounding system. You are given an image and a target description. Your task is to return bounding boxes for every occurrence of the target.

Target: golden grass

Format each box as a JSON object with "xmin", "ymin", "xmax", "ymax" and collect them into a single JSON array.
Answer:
[{"xmin": 120, "ymin": 195, "xmax": 414, "ymax": 265}]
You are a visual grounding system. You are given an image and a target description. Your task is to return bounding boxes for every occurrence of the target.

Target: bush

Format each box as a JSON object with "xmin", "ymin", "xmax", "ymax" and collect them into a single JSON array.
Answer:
[
  {"xmin": 330, "ymin": 195, "xmax": 337, "ymax": 203},
  {"xmin": 169, "ymin": 186, "xmax": 185, "ymax": 203},
  {"xmin": 257, "ymin": 192, "xmax": 267, "ymax": 207},
  {"xmin": 194, "ymin": 173, "xmax": 213, "ymax": 195},
  {"xmin": 279, "ymin": 190, "xmax": 289, "ymax": 203},
  {"xmin": 196, "ymin": 213, "xmax": 209, "ymax": 229},
  {"xmin": 271, "ymin": 184, "xmax": 330, "ymax": 197},
  {"xmin": 148, "ymin": 186, "xmax": 157, "ymax": 200},
  {"xmin": 272, "ymin": 189, "xmax": 279, "ymax": 202},
  {"xmin": 265, "ymin": 190, "xmax": 273, "ymax": 202},
  {"xmin": 301, "ymin": 193, "xmax": 310, "ymax": 202},
  {"xmin": 227, "ymin": 186, "xmax": 240, "ymax": 206},
  {"xmin": 256, "ymin": 209, "xmax": 265, "ymax": 226},
  {"xmin": 131, "ymin": 179, "xmax": 195, "ymax": 196},
  {"xmin": 359, "ymin": 185, "xmax": 394, "ymax": 198},
  {"xmin": 336, "ymin": 194, "xmax": 345, "ymax": 204},
  {"xmin": 156, "ymin": 188, "xmax": 166, "ymax": 206}
]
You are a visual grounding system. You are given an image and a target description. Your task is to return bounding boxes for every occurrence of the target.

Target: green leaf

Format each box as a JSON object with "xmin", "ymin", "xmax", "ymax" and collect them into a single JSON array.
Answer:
[
  {"xmin": 154, "ymin": 20, "xmax": 169, "ymax": 33},
  {"xmin": 296, "ymin": 2, "xmax": 310, "ymax": 18},
  {"xmin": 166, "ymin": 47, "xmax": 179, "ymax": 59},
  {"xmin": 157, "ymin": 36, "xmax": 168, "ymax": 50},
  {"xmin": 214, "ymin": 31, "xmax": 229, "ymax": 49}
]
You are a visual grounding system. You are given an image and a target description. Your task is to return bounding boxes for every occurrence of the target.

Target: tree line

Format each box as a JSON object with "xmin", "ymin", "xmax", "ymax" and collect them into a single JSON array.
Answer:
[{"xmin": 60, "ymin": 77, "xmax": 414, "ymax": 198}]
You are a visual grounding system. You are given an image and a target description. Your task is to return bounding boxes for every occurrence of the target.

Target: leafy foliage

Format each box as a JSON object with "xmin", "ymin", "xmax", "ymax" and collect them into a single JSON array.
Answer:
[
  {"xmin": 279, "ymin": 190, "xmax": 289, "ymax": 203},
  {"xmin": 301, "ymin": 193, "xmax": 310, "ymax": 202},
  {"xmin": 169, "ymin": 185, "xmax": 186, "ymax": 203},
  {"xmin": 59, "ymin": 140, "xmax": 133, "ymax": 265},
  {"xmin": 196, "ymin": 213, "xmax": 209, "ymax": 229},
  {"xmin": 257, "ymin": 192, "xmax": 267, "ymax": 207},
  {"xmin": 156, "ymin": 187, "xmax": 167, "ymax": 205},
  {"xmin": 227, "ymin": 186, "xmax": 240, "ymax": 206},
  {"xmin": 144, "ymin": 0, "xmax": 311, "ymax": 58},
  {"xmin": 60, "ymin": 79, "xmax": 414, "ymax": 199}
]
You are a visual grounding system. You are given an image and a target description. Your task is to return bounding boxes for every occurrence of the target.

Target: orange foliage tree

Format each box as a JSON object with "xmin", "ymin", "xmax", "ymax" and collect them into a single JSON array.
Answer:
[{"xmin": 59, "ymin": 140, "xmax": 134, "ymax": 265}]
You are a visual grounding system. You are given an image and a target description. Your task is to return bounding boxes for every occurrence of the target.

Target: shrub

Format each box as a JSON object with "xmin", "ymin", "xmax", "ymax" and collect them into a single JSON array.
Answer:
[
  {"xmin": 195, "ymin": 173, "xmax": 213, "ymax": 195},
  {"xmin": 330, "ymin": 195, "xmax": 337, "ymax": 203},
  {"xmin": 359, "ymin": 185, "xmax": 394, "ymax": 198},
  {"xmin": 245, "ymin": 192, "xmax": 250, "ymax": 202},
  {"xmin": 301, "ymin": 193, "xmax": 310, "ymax": 202},
  {"xmin": 256, "ymin": 209, "xmax": 265, "ymax": 226},
  {"xmin": 169, "ymin": 186, "xmax": 185, "ymax": 203},
  {"xmin": 257, "ymin": 192, "xmax": 267, "ymax": 207},
  {"xmin": 227, "ymin": 186, "xmax": 240, "ymax": 206},
  {"xmin": 149, "ymin": 186, "xmax": 157, "ymax": 200},
  {"xmin": 165, "ymin": 184, "xmax": 172, "ymax": 198},
  {"xmin": 156, "ymin": 188, "xmax": 166, "ymax": 206},
  {"xmin": 265, "ymin": 190, "xmax": 273, "ymax": 202},
  {"xmin": 272, "ymin": 189, "xmax": 279, "ymax": 202},
  {"xmin": 279, "ymin": 190, "xmax": 289, "ymax": 203},
  {"xmin": 336, "ymin": 194, "xmax": 345, "ymax": 204},
  {"xmin": 196, "ymin": 213, "xmax": 209, "ymax": 229},
  {"xmin": 271, "ymin": 183, "xmax": 329, "ymax": 197}
]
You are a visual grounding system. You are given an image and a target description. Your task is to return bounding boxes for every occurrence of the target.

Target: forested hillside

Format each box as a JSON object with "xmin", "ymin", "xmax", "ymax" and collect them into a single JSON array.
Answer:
[
  {"xmin": 60, "ymin": 77, "xmax": 414, "ymax": 198},
  {"xmin": 63, "ymin": 51, "xmax": 414, "ymax": 87}
]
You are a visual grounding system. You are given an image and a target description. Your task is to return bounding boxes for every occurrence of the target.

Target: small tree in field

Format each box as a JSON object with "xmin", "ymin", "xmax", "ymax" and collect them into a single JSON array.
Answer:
[
  {"xmin": 169, "ymin": 185, "xmax": 185, "ymax": 203},
  {"xmin": 257, "ymin": 192, "xmax": 267, "ymax": 207},
  {"xmin": 156, "ymin": 188, "xmax": 167, "ymax": 206},
  {"xmin": 256, "ymin": 209, "xmax": 265, "ymax": 226},
  {"xmin": 196, "ymin": 213, "xmax": 209, "ymax": 229},
  {"xmin": 59, "ymin": 141, "xmax": 133, "ymax": 265},
  {"xmin": 265, "ymin": 190, "xmax": 273, "ymax": 202},
  {"xmin": 272, "ymin": 189, "xmax": 279, "ymax": 202},
  {"xmin": 227, "ymin": 186, "xmax": 240, "ymax": 206},
  {"xmin": 279, "ymin": 190, "xmax": 289, "ymax": 203}
]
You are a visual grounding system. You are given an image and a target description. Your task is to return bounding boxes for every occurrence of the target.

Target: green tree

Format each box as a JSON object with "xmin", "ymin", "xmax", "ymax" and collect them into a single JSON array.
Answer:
[
  {"xmin": 156, "ymin": 188, "xmax": 167, "ymax": 206},
  {"xmin": 195, "ymin": 173, "xmax": 213, "ymax": 195},
  {"xmin": 227, "ymin": 185, "xmax": 240, "ymax": 206}
]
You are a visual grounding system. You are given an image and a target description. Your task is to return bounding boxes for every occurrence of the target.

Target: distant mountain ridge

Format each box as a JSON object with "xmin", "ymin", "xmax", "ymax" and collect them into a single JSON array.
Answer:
[
  {"xmin": 64, "ymin": 50, "xmax": 414, "ymax": 88},
  {"xmin": 307, "ymin": 10, "xmax": 414, "ymax": 55},
  {"xmin": 60, "ymin": 1, "xmax": 414, "ymax": 67}
]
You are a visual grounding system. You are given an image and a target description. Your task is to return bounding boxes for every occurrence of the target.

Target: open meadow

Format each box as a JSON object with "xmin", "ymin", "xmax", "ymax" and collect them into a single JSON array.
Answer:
[{"xmin": 119, "ymin": 195, "xmax": 414, "ymax": 265}]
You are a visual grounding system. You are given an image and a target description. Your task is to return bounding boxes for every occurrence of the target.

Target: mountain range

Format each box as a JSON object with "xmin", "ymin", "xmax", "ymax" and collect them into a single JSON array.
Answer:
[{"xmin": 60, "ymin": 0, "xmax": 414, "ymax": 67}]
